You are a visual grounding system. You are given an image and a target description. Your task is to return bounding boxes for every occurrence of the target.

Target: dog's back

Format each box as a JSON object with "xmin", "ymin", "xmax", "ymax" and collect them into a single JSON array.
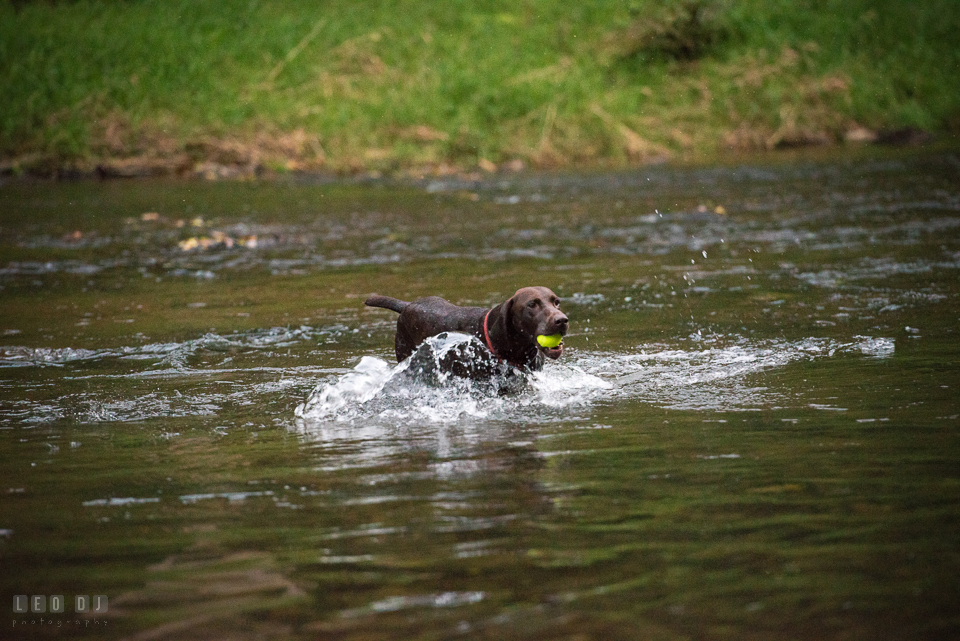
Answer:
[{"xmin": 366, "ymin": 294, "xmax": 485, "ymax": 362}]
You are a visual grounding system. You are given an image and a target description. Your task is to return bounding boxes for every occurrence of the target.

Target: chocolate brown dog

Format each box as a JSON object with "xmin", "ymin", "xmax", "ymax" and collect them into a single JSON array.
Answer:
[{"xmin": 365, "ymin": 286, "xmax": 568, "ymax": 371}]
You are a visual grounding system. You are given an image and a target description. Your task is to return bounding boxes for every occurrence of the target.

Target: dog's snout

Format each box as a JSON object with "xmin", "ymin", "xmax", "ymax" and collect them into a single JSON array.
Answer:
[{"xmin": 554, "ymin": 314, "xmax": 569, "ymax": 334}]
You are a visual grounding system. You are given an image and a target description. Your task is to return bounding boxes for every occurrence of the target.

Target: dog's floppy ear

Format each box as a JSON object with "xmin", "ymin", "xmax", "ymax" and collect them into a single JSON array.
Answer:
[
  {"xmin": 500, "ymin": 294, "xmax": 518, "ymax": 334},
  {"xmin": 502, "ymin": 294, "xmax": 514, "ymax": 321}
]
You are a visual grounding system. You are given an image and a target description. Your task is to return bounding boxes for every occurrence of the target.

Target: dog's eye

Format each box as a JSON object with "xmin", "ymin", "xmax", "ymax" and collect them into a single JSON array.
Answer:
[{"xmin": 527, "ymin": 300, "xmax": 538, "ymax": 308}]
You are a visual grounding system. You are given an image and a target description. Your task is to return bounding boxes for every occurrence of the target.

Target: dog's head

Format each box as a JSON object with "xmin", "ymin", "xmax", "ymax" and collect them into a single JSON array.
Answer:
[{"xmin": 507, "ymin": 286, "xmax": 568, "ymax": 360}]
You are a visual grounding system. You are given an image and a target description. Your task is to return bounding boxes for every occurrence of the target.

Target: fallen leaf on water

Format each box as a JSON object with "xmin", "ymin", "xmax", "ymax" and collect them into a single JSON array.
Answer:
[{"xmin": 179, "ymin": 232, "xmax": 258, "ymax": 251}]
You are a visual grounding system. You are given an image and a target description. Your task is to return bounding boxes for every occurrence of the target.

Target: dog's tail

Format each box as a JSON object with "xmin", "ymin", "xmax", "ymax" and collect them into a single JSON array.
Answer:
[{"xmin": 365, "ymin": 294, "xmax": 409, "ymax": 314}]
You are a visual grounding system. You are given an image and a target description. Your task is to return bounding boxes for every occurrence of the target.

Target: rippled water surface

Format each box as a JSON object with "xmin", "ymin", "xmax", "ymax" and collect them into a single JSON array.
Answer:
[{"xmin": 2, "ymin": 152, "xmax": 959, "ymax": 640}]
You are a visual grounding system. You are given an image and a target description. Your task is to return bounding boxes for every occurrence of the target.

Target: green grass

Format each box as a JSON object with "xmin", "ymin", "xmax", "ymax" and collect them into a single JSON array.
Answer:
[{"xmin": 1, "ymin": 0, "xmax": 959, "ymax": 175}]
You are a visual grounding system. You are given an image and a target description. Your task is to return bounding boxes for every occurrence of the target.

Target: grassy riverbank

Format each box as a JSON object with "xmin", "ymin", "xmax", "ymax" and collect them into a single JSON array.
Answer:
[{"xmin": 2, "ymin": 0, "xmax": 959, "ymax": 177}]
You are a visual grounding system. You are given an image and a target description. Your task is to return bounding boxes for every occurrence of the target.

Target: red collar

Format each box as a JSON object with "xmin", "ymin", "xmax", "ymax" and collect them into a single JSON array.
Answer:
[{"xmin": 482, "ymin": 309, "xmax": 498, "ymax": 358}]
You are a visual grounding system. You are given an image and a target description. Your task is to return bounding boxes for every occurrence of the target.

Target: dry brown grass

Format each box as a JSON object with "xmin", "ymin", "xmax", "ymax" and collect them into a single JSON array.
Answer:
[{"xmin": 718, "ymin": 47, "xmax": 857, "ymax": 151}]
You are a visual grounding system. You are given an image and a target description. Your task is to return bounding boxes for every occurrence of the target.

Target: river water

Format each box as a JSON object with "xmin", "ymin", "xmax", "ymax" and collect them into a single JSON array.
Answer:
[{"xmin": 1, "ymin": 151, "xmax": 958, "ymax": 640}]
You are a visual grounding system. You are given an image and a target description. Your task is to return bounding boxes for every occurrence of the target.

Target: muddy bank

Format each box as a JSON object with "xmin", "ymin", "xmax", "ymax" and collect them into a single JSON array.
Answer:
[{"xmin": 0, "ymin": 125, "xmax": 944, "ymax": 183}]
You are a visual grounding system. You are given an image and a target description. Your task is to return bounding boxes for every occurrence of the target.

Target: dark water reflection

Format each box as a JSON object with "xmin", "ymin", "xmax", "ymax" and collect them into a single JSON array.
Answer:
[{"xmin": 1, "ymin": 151, "xmax": 958, "ymax": 640}]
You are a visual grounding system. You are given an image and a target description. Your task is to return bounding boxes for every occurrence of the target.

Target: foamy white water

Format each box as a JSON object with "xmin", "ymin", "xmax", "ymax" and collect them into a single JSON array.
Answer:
[
  {"xmin": 0, "ymin": 325, "xmax": 893, "ymax": 428},
  {"xmin": 294, "ymin": 333, "xmax": 612, "ymax": 426},
  {"xmin": 292, "ymin": 333, "xmax": 895, "ymax": 431}
]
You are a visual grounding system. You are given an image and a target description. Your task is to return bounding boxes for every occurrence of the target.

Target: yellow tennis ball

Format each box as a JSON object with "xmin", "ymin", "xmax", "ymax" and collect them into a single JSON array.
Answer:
[{"xmin": 537, "ymin": 334, "xmax": 563, "ymax": 348}]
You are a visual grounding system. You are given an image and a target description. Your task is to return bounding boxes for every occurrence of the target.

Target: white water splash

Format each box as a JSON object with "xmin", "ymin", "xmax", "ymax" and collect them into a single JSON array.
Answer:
[
  {"xmin": 1, "ymin": 327, "xmax": 894, "ymax": 428},
  {"xmin": 294, "ymin": 334, "xmax": 895, "ymax": 430},
  {"xmin": 294, "ymin": 333, "xmax": 611, "ymax": 427},
  {"xmin": 573, "ymin": 335, "xmax": 895, "ymax": 411},
  {"xmin": 294, "ymin": 355, "xmax": 394, "ymax": 419}
]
